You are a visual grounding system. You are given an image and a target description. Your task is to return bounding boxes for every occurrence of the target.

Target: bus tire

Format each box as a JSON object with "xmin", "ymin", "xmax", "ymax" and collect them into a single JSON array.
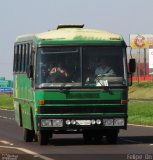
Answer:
[
  {"xmin": 24, "ymin": 128, "xmax": 34, "ymax": 142},
  {"xmin": 38, "ymin": 130, "xmax": 50, "ymax": 145},
  {"xmin": 19, "ymin": 105, "xmax": 22, "ymax": 127},
  {"xmin": 106, "ymin": 130, "xmax": 118, "ymax": 144}
]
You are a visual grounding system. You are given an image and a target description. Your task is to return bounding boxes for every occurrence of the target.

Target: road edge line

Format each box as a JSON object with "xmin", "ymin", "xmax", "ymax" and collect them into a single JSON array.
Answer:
[{"xmin": 128, "ymin": 123, "xmax": 153, "ymax": 128}]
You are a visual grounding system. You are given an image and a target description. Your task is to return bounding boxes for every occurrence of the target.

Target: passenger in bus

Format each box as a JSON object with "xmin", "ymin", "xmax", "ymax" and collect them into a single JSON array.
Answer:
[
  {"xmin": 47, "ymin": 63, "xmax": 68, "ymax": 83},
  {"xmin": 95, "ymin": 59, "xmax": 115, "ymax": 77}
]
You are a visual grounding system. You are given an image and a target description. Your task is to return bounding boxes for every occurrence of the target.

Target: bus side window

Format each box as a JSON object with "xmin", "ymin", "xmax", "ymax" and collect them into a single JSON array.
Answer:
[
  {"xmin": 13, "ymin": 45, "xmax": 18, "ymax": 72},
  {"xmin": 24, "ymin": 44, "xmax": 27, "ymax": 72}
]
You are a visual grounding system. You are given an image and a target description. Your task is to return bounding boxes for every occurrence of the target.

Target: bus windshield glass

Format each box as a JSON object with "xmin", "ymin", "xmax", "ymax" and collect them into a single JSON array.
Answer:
[{"xmin": 36, "ymin": 46, "xmax": 126, "ymax": 88}]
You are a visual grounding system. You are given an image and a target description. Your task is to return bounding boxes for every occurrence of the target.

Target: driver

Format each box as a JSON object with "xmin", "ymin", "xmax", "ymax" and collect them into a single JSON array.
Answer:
[{"xmin": 95, "ymin": 59, "xmax": 115, "ymax": 76}]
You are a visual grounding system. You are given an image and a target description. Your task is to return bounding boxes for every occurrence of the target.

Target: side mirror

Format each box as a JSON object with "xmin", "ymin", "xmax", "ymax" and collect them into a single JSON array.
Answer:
[
  {"xmin": 129, "ymin": 58, "xmax": 136, "ymax": 73},
  {"xmin": 27, "ymin": 65, "xmax": 33, "ymax": 78}
]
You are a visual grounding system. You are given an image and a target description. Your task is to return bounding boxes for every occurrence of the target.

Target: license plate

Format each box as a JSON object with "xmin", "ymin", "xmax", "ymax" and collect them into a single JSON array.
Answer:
[{"xmin": 76, "ymin": 120, "xmax": 91, "ymax": 125}]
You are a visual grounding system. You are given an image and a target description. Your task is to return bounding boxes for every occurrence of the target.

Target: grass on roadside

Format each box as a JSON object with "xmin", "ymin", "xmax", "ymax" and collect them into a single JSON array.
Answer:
[
  {"xmin": 128, "ymin": 101, "xmax": 153, "ymax": 126},
  {"xmin": 0, "ymin": 93, "xmax": 13, "ymax": 110},
  {"xmin": 129, "ymin": 81, "xmax": 153, "ymax": 99}
]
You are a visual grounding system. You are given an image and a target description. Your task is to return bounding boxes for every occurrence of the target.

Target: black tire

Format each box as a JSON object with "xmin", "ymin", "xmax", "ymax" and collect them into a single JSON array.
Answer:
[
  {"xmin": 19, "ymin": 105, "xmax": 23, "ymax": 127},
  {"xmin": 38, "ymin": 130, "xmax": 50, "ymax": 145},
  {"xmin": 24, "ymin": 128, "xmax": 34, "ymax": 142},
  {"xmin": 106, "ymin": 130, "xmax": 118, "ymax": 144}
]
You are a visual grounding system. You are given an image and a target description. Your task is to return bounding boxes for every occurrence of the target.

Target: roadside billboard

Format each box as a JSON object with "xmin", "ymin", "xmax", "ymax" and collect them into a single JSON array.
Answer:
[
  {"xmin": 0, "ymin": 80, "xmax": 12, "ymax": 88},
  {"xmin": 0, "ymin": 76, "xmax": 5, "ymax": 80},
  {"xmin": 0, "ymin": 79, "xmax": 12, "ymax": 93},
  {"xmin": 149, "ymin": 49, "xmax": 153, "ymax": 69},
  {"xmin": 130, "ymin": 34, "xmax": 153, "ymax": 49}
]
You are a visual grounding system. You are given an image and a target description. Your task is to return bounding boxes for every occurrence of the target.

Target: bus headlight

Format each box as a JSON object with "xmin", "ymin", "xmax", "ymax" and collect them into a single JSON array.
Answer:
[
  {"xmin": 66, "ymin": 120, "xmax": 71, "ymax": 125},
  {"xmin": 71, "ymin": 120, "xmax": 76, "ymax": 125},
  {"xmin": 41, "ymin": 119, "xmax": 63, "ymax": 127},
  {"xmin": 114, "ymin": 118, "xmax": 124, "ymax": 126},
  {"xmin": 52, "ymin": 119, "xmax": 63, "ymax": 127},
  {"xmin": 96, "ymin": 119, "xmax": 101, "ymax": 125},
  {"xmin": 91, "ymin": 119, "xmax": 96, "ymax": 125},
  {"xmin": 103, "ymin": 118, "xmax": 125, "ymax": 126},
  {"xmin": 103, "ymin": 119, "xmax": 114, "ymax": 126},
  {"xmin": 41, "ymin": 119, "xmax": 52, "ymax": 127}
]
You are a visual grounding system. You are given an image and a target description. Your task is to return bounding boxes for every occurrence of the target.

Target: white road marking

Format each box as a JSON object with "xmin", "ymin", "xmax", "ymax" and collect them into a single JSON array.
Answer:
[
  {"xmin": 128, "ymin": 124, "xmax": 153, "ymax": 128},
  {"xmin": 3, "ymin": 116, "xmax": 8, "ymax": 119},
  {"xmin": 120, "ymin": 138, "xmax": 153, "ymax": 147},
  {"xmin": 0, "ymin": 140, "xmax": 14, "ymax": 146},
  {"xmin": 0, "ymin": 146, "xmax": 55, "ymax": 160},
  {"xmin": 0, "ymin": 109, "xmax": 14, "ymax": 111},
  {"xmin": 119, "ymin": 137, "xmax": 141, "ymax": 144},
  {"xmin": 0, "ymin": 115, "xmax": 14, "ymax": 120}
]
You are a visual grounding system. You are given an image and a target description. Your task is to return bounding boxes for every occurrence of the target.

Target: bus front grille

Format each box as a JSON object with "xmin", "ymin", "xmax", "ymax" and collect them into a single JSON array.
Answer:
[{"xmin": 38, "ymin": 105, "xmax": 126, "ymax": 114}]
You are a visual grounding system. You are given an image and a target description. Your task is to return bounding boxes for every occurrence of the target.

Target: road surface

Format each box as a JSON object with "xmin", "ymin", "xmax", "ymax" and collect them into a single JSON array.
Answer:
[{"xmin": 0, "ymin": 109, "xmax": 153, "ymax": 160}]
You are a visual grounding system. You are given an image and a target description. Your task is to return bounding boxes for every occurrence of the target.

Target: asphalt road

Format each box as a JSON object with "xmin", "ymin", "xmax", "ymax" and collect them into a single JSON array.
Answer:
[{"xmin": 0, "ymin": 109, "xmax": 153, "ymax": 160}]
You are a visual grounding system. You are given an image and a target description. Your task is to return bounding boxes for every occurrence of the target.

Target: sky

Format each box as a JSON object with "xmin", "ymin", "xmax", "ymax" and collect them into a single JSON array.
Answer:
[{"xmin": 0, "ymin": 0, "xmax": 153, "ymax": 79}]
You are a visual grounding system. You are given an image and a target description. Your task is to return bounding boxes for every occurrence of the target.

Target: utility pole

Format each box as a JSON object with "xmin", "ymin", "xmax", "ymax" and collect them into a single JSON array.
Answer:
[
  {"xmin": 144, "ymin": 49, "xmax": 147, "ymax": 80},
  {"xmin": 138, "ymin": 48, "xmax": 140, "ymax": 84}
]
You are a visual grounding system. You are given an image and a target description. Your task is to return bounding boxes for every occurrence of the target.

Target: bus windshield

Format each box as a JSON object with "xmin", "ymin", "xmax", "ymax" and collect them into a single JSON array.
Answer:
[{"xmin": 36, "ymin": 46, "xmax": 126, "ymax": 88}]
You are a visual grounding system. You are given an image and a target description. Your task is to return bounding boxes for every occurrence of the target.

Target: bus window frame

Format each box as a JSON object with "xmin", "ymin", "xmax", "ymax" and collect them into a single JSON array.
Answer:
[
  {"xmin": 18, "ymin": 45, "xmax": 22, "ymax": 73},
  {"xmin": 21, "ymin": 44, "xmax": 25, "ymax": 73},
  {"xmin": 25, "ymin": 44, "xmax": 29, "ymax": 73}
]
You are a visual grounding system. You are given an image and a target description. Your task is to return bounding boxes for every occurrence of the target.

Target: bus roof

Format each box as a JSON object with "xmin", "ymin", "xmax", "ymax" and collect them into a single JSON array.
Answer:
[{"xmin": 16, "ymin": 25, "xmax": 126, "ymax": 46}]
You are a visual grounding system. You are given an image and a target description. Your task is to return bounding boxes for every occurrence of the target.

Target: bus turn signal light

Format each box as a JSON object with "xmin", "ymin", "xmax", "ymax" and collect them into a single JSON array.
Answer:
[
  {"xmin": 121, "ymin": 99, "xmax": 128, "ymax": 104},
  {"xmin": 38, "ymin": 100, "xmax": 45, "ymax": 105}
]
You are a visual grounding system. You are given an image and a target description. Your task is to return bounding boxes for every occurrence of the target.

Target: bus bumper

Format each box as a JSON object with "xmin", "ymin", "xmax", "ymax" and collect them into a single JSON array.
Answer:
[{"xmin": 37, "ymin": 115, "xmax": 127, "ymax": 131}]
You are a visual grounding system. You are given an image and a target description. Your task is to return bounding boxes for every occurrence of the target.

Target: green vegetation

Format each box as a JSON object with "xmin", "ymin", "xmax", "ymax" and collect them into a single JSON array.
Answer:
[
  {"xmin": 129, "ymin": 81, "xmax": 153, "ymax": 99},
  {"xmin": 128, "ymin": 81, "xmax": 153, "ymax": 126},
  {"xmin": 128, "ymin": 101, "xmax": 153, "ymax": 126},
  {"xmin": 0, "ymin": 93, "xmax": 13, "ymax": 110},
  {"xmin": 0, "ymin": 81, "xmax": 153, "ymax": 126}
]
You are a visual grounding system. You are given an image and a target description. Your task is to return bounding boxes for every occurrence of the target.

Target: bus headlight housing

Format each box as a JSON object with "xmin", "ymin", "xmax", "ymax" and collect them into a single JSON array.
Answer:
[
  {"xmin": 41, "ymin": 119, "xmax": 52, "ymax": 127},
  {"xmin": 103, "ymin": 119, "xmax": 114, "ymax": 126},
  {"xmin": 114, "ymin": 118, "xmax": 125, "ymax": 126},
  {"xmin": 41, "ymin": 119, "xmax": 63, "ymax": 127},
  {"xmin": 103, "ymin": 118, "xmax": 124, "ymax": 126}
]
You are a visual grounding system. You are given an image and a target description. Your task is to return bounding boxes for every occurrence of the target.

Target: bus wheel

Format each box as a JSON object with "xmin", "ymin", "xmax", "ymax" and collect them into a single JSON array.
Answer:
[
  {"xmin": 38, "ymin": 130, "xmax": 50, "ymax": 145},
  {"xmin": 24, "ymin": 128, "xmax": 34, "ymax": 142},
  {"xmin": 106, "ymin": 130, "xmax": 118, "ymax": 144}
]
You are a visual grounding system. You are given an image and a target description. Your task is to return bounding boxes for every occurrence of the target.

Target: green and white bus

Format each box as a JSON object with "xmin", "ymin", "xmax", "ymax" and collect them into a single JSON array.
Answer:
[{"xmin": 13, "ymin": 24, "xmax": 135, "ymax": 145}]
